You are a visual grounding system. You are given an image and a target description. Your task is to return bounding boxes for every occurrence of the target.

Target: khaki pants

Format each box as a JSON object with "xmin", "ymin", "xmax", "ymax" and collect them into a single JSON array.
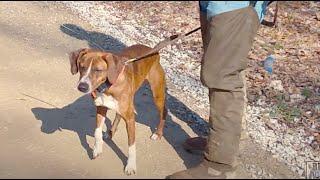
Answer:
[{"xmin": 200, "ymin": 6, "xmax": 260, "ymax": 165}]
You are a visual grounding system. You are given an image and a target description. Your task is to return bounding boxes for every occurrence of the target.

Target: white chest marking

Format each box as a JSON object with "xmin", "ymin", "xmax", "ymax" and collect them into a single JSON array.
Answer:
[{"xmin": 94, "ymin": 93, "xmax": 119, "ymax": 112}]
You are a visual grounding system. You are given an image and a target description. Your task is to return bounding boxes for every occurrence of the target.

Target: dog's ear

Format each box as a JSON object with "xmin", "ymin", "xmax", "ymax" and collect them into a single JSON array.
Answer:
[
  {"xmin": 68, "ymin": 48, "xmax": 88, "ymax": 75},
  {"xmin": 101, "ymin": 53, "xmax": 121, "ymax": 84}
]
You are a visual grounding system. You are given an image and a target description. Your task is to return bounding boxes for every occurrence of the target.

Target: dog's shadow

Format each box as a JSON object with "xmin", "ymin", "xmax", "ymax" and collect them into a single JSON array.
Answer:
[
  {"xmin": 31, "ymin": 95, "xmax": 128, "ymax": 166},
  {"xmin": 31, "ymin": 23, "xmax": 208, "ymax": 169},
  {"xmin": 31, "ymin": 85, "xmax": 207, "ymax": 169}
]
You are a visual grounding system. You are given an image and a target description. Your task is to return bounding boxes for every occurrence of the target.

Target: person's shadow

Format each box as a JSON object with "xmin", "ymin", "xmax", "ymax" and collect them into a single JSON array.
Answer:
[
  {"xmin": 133, "ymin": 83, "xmax": 209, "ymax": 169},
  {"xmin": 60, "ymin": 23, "xmax": 127, "ymax": 53},
  {"xmin": 31, "ymin": 23, "xmax": 209, "ymax": 169}
]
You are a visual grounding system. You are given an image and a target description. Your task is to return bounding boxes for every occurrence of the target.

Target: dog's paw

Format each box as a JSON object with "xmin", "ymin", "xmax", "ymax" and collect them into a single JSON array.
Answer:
[
  {"xmin": 92, "ymin": 144, "xmax": 103, "ymax": 159},
  {"xmin": 150, "ymin": 133, "xmax": 162, "ymax": 141},
  {"xmin": 124, "ymin": 163, "xmax": 137, "ymax": 175}
]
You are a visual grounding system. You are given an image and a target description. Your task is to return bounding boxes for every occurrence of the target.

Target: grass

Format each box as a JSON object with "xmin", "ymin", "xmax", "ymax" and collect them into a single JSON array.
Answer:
[
  {"xmin": 271, "ymin": 92, "xmax": 302, "ymax": 123},
  {"xmin": 301, "ymin": 87, "xmax": 313, "ymax": 99}
]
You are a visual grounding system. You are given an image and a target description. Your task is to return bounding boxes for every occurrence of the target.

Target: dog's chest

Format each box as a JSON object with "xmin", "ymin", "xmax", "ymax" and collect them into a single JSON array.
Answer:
[{"xmin": 94, "ymin": 93, "xmax": 119, "ymax": 112}]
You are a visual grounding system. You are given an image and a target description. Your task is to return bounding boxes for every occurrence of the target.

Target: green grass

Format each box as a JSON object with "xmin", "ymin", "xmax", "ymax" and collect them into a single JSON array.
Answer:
[
  {"xmin": 271, "ymin": 93, "xmax": 302, "ymax": 122},
  {"xmin": 301, "ymin": 87, "xmax": 313, "ymax": 99},
  {"xmin": 274, "ymin": 43, "xmax": 284, "ymax": 50}
]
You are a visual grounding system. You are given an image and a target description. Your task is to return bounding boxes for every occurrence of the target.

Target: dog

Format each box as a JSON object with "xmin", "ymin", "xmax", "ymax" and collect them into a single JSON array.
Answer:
[{"xmin": 69, "ymin": 44, "xmax": 167, "ymax": 175}]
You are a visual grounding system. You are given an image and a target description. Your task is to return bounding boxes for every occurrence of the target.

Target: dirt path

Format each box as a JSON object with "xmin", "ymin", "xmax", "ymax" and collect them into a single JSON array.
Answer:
[{"xmin": 0, "ymin": 2, "xmax": 299, "ymax": 178}]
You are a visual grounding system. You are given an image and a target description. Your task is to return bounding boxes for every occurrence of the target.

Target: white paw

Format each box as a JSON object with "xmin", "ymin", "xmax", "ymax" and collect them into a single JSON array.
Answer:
[
  {"xmin": 150, "ymin": 133, "xmax": 160, "ymax": 140},
  {"xmin": 124, "ymin": 163, "xmax": 137, "ymax": 175},
  {"xmin": 92, "ymin": 143, "xmax": 102, "ymax": 159}
]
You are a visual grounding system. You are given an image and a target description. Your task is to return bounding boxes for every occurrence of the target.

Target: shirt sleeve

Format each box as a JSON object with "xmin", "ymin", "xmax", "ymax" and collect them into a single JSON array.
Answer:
[{"xmin": 199, "ymin": 1, "xmax": 270, "ymax": 22}]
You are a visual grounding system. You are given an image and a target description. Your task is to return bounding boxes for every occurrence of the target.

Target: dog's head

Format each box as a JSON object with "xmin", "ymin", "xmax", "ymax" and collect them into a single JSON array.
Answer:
[{"xmin": 69, "ymin": 48, "xmax": 121, "ymax": 94}]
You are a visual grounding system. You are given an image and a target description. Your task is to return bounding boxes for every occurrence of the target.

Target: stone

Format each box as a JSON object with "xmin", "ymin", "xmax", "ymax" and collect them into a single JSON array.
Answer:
[
  {"xmin": 270, "ymin": 80, "xmax": 284, "ymax": 91},
  {"xmin": 290, "ymin": 94, "xmax": 305, "ymax": 103}
]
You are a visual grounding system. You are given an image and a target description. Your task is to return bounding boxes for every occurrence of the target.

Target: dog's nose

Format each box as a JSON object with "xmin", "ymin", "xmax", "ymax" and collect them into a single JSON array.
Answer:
[{"xmin": 78, "ymin": 82, "xmax": 89, "ymax": 93}]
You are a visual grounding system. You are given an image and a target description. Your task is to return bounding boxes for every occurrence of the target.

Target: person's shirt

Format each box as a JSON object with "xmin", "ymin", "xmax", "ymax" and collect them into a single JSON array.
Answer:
[{"xmin": 199, "ymin": 1, "xmax": 270, "ymax": 22}]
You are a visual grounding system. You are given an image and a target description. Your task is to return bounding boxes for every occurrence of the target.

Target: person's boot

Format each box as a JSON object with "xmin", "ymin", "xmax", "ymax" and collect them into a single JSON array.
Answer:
[
  {"xmin": 166, "ymin": 158, "xmax": 236, "ymax": 179},
  {"xmin": 183, "ymin": 134, "xmax": 248, "ymax": 155},
  {"xmin": 183, "ymin": 137, "xmax": 207, "ymax": 155}
]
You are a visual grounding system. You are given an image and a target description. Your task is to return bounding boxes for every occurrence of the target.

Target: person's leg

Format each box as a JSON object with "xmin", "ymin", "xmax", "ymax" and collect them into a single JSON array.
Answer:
[
  {"xmin": 206, "ymin": 88, "xmax": 244, "ymax": 165},
  {"xmin": 181, "ymin": 9, "xmax": 211, "ymax": 155},
  {"xmin": 183, "ymin": 71, "xmax": 248, "ymax": 154},
  {"xmin": 241, "ymin": 70, "xmax": 249, "ymax": 141},
  {"xmin": 167, "ymin": 6, "xmax": 259, "ymax": 179}
]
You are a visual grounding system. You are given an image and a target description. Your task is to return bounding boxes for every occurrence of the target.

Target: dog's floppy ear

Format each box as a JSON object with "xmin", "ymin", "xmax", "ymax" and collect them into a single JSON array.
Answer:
[
  {"xmin": 101, "ymin": 53, "xmax": 121, "ymax": 84},
  {"xmin": 68, "ymin": 48, "xmax": 88, "ymax": 75}
]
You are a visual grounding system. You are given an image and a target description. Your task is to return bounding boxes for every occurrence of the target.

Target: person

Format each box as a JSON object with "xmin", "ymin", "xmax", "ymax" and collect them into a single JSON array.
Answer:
[{"xmin": 167, "ymin": 1, "xmax": 272, "ymax": 179}]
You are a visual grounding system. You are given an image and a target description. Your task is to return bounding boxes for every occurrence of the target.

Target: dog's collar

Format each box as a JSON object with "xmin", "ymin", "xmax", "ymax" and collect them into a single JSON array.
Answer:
[
  {"xmin": 96, "ymin": 81, "xmax": 112, "ymax": 93},
  {"xmin": 95, "ymin": 66, "xmax": 126, "ymax": 94}
]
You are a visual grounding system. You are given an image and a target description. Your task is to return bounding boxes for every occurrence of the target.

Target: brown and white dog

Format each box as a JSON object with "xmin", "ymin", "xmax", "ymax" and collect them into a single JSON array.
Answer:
[{"xmin": 69, "ymin": 44, "xmax": 167, "ymax": 175}]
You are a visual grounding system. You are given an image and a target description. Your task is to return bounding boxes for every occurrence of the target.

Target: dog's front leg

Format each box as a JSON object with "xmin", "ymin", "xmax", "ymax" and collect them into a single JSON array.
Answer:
[
  {"xmin": 93, "ymin": 106, "xmax": 107, "ymax": 159},
  {"xmin": 123, "ymin": 110, "xmax": 136, "ymax": 175},
  {"xmin": 108, "ymin": 113, "xmax": 121, "ymax": 139}
]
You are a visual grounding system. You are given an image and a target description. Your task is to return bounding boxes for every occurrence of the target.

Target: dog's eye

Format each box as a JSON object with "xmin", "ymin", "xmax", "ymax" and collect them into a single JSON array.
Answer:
[
  {"xmin": 79, "ymin": 66, "xmax": 86, "ymax": 72},
  {"xmin": 94, "ymin": 69, "xmax": 104, "ymax": 72}
]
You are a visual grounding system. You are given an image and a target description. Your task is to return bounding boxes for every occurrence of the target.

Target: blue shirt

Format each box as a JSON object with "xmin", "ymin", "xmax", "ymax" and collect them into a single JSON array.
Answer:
[{"xmin": 199, "ymin": 1, "xmax": 270, "ymax": 22}]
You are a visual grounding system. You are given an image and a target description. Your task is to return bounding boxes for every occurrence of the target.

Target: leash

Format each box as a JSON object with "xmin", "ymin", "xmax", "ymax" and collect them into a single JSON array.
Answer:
[
  {"xmin": 124, "ymin": 27, "xmax": 201, "ymax": 65},
  {"xmin": 20, "ymin": 93, "xmax": 59, "ymax": 108},
  {"xmin": 62, "ymin": 24, "xmax": 200, "ymax": 65},
  {"xmin": 94, "ymin": 27, "xmax": 201, "ymax": 95}
]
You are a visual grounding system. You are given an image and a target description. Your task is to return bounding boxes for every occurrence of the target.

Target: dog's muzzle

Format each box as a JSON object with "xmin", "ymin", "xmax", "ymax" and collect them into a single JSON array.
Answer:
[{"xmin": 78, "ymin": 82, "xmax": 89, "ymax": 93}]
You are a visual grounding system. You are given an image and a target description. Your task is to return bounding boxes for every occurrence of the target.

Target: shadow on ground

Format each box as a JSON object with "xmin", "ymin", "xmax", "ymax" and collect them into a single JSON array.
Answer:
[{"xmin": 60, "ymin": 23, "xmax": 127, "ymax": 53}]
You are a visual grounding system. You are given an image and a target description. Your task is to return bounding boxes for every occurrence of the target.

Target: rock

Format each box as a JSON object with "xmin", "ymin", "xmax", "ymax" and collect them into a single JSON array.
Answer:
[
  {"xmin": 293, "ymin": 117, "xmax": 300, "ymax": 123},
  {"xmin": 270, "ymin": 118, "xmax": 278, "ymax": 124},
  {"xmin": 284, "ymin": 93, "xmax": 290, "ymax": 101},
  {"xmin": 298, "ymin": 169, "xmax": 304, "ymax": 176},
  {"xmin": 251, "ymin": 174, "xmax": 257, "ymax": 179},
  {"xmin": 290, "ymin": 93, "xmax": 305, "ymax": 103},
  {"xmin": 270, "ymin": 80, "xmax": 284, "ymax": 91},
  {"xmin": 307, "ymin": 136, "xmax": 315, "ymax": 144},
  {"xmin": 316, "ymin": 12, "xmax": 320, "ymax": 21},
  {"xmin": 315, "ymin": 104, "xmax": 320, "ymax": 113}
]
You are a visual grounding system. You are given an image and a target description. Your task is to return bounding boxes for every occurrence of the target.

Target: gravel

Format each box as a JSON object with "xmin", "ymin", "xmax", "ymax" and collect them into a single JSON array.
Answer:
[
  {"xmin": 245, "ymin": 164, "xmax": 274, "ymax": 179},
  {"xmin": 58, "ymin": 1, "xmax": 318, "ymax": 178}
]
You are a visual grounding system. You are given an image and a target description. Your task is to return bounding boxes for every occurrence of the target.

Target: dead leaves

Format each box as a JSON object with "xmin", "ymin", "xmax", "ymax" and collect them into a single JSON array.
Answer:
[{"xmin": 248, "ymin": 1, "xmax": 320, "ymax": 150}]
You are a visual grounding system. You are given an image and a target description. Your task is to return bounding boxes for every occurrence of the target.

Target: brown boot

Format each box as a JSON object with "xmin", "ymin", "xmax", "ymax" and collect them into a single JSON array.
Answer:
[
  {"xmin": 183, "ymin": 137, "xmax": 207, "ymax": 155},
  {"xmin": 166, "ymin": 158, "xmax": 236, "ymax": 179}
]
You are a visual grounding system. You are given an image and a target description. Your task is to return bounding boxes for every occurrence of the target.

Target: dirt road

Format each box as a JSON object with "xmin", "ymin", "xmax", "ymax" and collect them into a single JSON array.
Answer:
[{"xmin": 0, "ymin": 2, "xmax": 299, "ymax": 178}]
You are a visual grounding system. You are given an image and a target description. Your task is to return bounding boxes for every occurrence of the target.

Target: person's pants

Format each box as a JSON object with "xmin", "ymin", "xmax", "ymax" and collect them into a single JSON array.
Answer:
[{"xmin": 200, "ymin": 6, "xmax": 260, "ymax": 165}]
